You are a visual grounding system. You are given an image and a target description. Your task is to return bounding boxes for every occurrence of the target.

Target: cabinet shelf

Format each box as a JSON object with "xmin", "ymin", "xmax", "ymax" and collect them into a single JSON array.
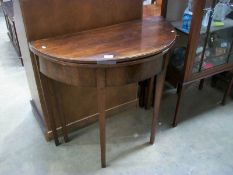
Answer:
[{"xmin": 172, "ymin": 18, "xmax": 233, "ymax": 35}]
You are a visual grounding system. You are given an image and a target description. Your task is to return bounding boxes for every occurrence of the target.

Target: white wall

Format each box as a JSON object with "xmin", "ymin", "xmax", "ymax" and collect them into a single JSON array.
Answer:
[{"xmin": 166, "ymin": 0, "xmax": 189, "ymax": 21}]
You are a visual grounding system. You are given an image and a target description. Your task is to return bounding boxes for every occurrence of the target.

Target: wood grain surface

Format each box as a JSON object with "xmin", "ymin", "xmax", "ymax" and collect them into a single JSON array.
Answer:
[{"xmin": 30, "ymin": 17, "xmax": 176, "ymax": 64}]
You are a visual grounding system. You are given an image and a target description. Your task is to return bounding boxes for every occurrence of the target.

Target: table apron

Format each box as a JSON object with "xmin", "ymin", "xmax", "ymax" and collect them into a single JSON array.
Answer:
[{"xmin": 38, "ymin": 54, "xmax": 164, "ymax": 87}]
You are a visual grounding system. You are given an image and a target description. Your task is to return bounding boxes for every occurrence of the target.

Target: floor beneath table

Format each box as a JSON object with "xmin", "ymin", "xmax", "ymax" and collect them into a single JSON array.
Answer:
[{"xmin": 1, "ymin": 7, "xmax": 233, "ymax": 175}]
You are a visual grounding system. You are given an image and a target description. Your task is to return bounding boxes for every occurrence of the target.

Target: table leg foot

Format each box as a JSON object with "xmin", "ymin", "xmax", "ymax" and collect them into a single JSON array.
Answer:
[
  {"xmin": 64, "ymin": 136, "xmax": 70, "ymax": 143},
  {"xmin": 54, "ymin": 138, "xmax": 60, "ymax": 146}
]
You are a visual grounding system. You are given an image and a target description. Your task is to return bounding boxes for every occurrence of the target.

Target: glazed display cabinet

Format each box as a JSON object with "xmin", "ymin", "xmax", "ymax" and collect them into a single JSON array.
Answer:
[{"xmin": 163, "ymin": 0, "xmax": 233, "ymax": 126}]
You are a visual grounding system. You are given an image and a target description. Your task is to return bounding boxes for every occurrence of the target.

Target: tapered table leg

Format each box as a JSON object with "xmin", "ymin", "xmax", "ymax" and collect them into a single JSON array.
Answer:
[
  {"xmin": 150, "ymin": 73, "xmax": 165, "ymax": 144},
  {"xmin": 177, "ymin": 83, "xmax": 181, "ymax": 95},
  {"xmin": 44, "ymin": 76, "xmax": 69, "ymax": 144},
  {"xmin": 138, "ymin": 81, "xmax": 147, "ymax": 108},
  {"xmin": 145, "ymin": 77, "xmax": 155, "ymax": 110},
  {"xmin": 54, "ymin": 88, "xmax": 70, "ymax": 143},
  {"xmin": 199, "ymin": 79, "xmax": 205, "ymax": 90},
  {"xmin": 150, "ymin": 54, "xmax": 169, "ymax": 144},
  {"xmin": 33, "ymin": 55, "xmax": 60, "ymax": 146},
  {"xmin": 97, "ymin": 69, "xmax": 106, "ymax": 168},
  {"xmin": 41, "ymin": 75, "xmax": 60, "ymax": 146},
  {"xmin": 222, "ymin": 71, "xmax": 233, "ymax": 106},
  {"xmin": 172, "ymin": 83, "xmax": 188, "ymax": 127}
]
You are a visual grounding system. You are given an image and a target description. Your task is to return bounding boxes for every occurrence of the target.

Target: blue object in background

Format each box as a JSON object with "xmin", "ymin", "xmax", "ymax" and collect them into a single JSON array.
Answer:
[{"xmin": 182, "ymin": 11, "xmax": 193, "ymax": 32}]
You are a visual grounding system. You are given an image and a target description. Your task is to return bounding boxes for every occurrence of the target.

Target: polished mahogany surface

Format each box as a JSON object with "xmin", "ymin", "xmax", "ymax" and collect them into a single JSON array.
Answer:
[
  {"xmin": 29, "ymin": 13, "xmax": 176, "ymax": 168},
  {"xmin": 30, "ymin": 17, "xmax": 176, "ymax": 64}
]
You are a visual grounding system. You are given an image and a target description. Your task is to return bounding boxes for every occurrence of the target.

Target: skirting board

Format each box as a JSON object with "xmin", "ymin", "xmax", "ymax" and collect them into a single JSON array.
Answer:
[{"xmin": 30, "ymin": 99, "xmax": 138, "ymax": 141}]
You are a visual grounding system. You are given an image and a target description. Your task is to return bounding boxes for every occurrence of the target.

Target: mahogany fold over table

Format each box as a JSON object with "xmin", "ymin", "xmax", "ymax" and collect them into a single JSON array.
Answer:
[{"xmin": 29, "ymin": 16, "xmax": 176, "ymax": 168}]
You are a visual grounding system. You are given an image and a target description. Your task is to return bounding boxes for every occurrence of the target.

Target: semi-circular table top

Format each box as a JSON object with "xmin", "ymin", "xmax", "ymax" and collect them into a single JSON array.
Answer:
[{"xmin": 29, "ymin": 16, "xmax": 176, "ymax": 65}]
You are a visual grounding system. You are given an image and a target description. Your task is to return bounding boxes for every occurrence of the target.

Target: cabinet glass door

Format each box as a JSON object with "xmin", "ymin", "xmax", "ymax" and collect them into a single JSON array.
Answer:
[
  {"xmin": 193, "ymin": 0, "xmax": 233, "ymax": 73},
  {"xmin": 228, "ymin": 14, "xmax": 233, "ymax": 62},
  {"xmin": 168, "ymin": 0, "xmax": 194, "ymax": 72}
]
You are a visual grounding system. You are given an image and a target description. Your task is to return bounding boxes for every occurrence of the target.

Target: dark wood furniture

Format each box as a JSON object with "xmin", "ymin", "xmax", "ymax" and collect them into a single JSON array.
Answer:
[
  {"xmin": 14, "ymin": 0, "xmax": 145, "ymax": 141},
  {"xmin": 29, "ymin": 16, "xmax": 176, "ymax": 168},
  {"xmin": 162, "ymin": 0, "xmax": 233, "ymax": 126},
  {"xmin": 212, "ymin": 71, "xmax": 233, "ymax": 102},
  {"xmin": 143, "ymin": 3, "xmax": 161, "ymax": 18},
  {"xmin": 1, "ymin": 0, "xmax": 23, "ymax": 65}
]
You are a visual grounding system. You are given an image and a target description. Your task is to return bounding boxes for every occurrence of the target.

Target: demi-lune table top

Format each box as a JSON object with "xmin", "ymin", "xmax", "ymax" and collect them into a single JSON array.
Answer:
[
  {"xmin": 29, "ymin": 16, "xmax": 176, "ymax": 65},
  {"xmin": 28, "ymin": 16, "xmax": 176, "ymax": 168}
]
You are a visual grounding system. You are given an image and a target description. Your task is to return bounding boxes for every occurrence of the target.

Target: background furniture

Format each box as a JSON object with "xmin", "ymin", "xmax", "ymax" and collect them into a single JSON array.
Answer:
[
  {"xmin": 212, "ymin": 71, "xmax": 233, "ymax": 101},
  {"xmin": 29, "ymin": 16, "xmax": 176, "ymax": 167},
  {"xmin": 162, "ymin": 0, "xmax": 233, "ymax": 126},
  {"xmin": 14, "ymin": 0, "xmax": 164, "ymax": 141},
  {"xmin": 14, "ymin": 0, "xmax": 143, "ymax": 140},
  {"xmin": 143, "ymin": 1, "xmax": 161, "ymax": 18},
  {"xmin": 1, "ymin": 0, "xmax": 23, "ymax": 65}
]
